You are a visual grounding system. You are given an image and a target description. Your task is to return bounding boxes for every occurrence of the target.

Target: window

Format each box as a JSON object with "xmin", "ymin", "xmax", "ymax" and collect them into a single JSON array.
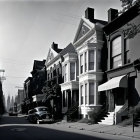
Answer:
[
  {"xmin": 64, "ymin": 64, "xmax": 67, "ymax": 82},
  {"xmin": 89, "ymin": 83, "xmax": 94, "ymax": 104},
  {"xmin": 80, "ymin": 54, "xmax": 83, "ymax": 74},
  {"xmin": 81, "ymin": 85, "xmax": 84, "ymax": 105},
  {"xmin": 111, "ymin": 36, "xmax": 122, "ymax": 68},
  {"xmin": 70, "ymin": 63, "xmax": 75, "ymax": 80},
  {"xmin": 85, "ymin": 52, "xmax": 87, "ymax": 72},
  {"xmin": 85, "ymin": 84, "xmax": 87, "ymax": 104},
  {"xmin": 124, "ymin": 39, "xmax": 130, "ymax": 64},
  {"xmin": 89, "ymin": 51, "xmax": 94, "ymax": 70}
]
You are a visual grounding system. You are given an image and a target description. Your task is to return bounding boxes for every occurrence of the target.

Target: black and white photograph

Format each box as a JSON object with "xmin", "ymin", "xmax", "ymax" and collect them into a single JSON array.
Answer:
[{"xmin": 0, "ymin": 0, "xmax": 140, "ymax": 140}]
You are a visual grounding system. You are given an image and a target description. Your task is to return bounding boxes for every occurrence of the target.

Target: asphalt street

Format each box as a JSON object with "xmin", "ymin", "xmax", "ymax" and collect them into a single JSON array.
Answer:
[{"xmin": 0, "ymin": 115, "xmax": 137, "ymax": 140}]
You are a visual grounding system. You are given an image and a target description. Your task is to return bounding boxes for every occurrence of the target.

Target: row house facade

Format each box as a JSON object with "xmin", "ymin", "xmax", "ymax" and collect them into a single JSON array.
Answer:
[
  {"xmin": 45, "ymin": 42, "xmax": 78, "ymax": 115},
  {"xmin": 73, "ymin": 8, "xmax": 107, "ymax": 118},
  {"xmin": 98, "ymin": 1, "xmax": 140, "ymax": 124},
  {"xmin": 45, "ymin": 8, "xmax": 108, "ymax": 118}
]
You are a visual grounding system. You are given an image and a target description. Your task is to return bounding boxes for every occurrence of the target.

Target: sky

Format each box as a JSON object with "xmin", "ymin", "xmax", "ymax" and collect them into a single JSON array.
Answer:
[{"xmin": 0, "ymin": 0, "xmax": 122, "ymax": 103}]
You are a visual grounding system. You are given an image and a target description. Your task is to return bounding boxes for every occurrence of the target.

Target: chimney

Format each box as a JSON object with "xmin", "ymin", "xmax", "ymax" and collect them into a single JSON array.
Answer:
[
  {"xmin": 108, "ymin": 8, "xmax": 118, "ymax": 23},
  {"xmin": 51, "ymin": 42, "xmax": 58, "ymax": 51},
  {"xmin": 85, "ymin": 7, "xmax": 94, "ymax": 22}
]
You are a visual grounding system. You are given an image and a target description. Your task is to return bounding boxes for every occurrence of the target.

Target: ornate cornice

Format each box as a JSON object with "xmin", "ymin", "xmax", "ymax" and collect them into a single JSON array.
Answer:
[{"xmin": 123, "ymin": 22, "xmax": 140, "ymax": 39}]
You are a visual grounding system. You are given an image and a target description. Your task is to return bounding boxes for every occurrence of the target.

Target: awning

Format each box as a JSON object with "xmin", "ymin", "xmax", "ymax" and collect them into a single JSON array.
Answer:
[{"xmin": 98, "ymin": 75, "xmax": 127, "ymax": 92}]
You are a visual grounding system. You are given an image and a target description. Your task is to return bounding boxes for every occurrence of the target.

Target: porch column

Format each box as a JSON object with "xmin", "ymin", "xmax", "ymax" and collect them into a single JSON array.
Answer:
[
  {"xmin": 62, "ymin": 90, "xmax": 64, "ymax": 109},
  {"xmin": 87, "ymin": 51, "xmax": 89, "ymax": 71},
  {"xmin": 78, "ymin": 55, "xmax": 80, "ymax": 76},
  {"xmin": 83, "ymin": 84, "xmax": 85, "ymax": 105},
  {"xmin": 68, "ymin": 63, "xmax": 70, "ymax": 82}
]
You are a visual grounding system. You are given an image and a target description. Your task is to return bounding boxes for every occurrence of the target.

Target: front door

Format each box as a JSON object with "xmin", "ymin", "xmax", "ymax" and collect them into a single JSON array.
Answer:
[{"xmin": 108, "ymin": 91, "xmax": 115, "ymax": 112}]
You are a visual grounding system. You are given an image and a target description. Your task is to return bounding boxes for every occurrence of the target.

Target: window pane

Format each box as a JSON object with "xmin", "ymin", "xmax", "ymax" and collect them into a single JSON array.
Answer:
[
  {"xmin": 113, "ymin": 55, "xmax": 122, "ymax": 68},
  {"xmin": 80, "ymin": 54, "xmax": 83, "ymax": 65},
  {"xmin": 89, "ymin": 83, "xmax": 94, "ymax": 104},
  {"xmin": 89, "ymin": 51, "xmax": 94, "ymax": 70},
  {"xmin": 112, "ymin": 36, "xmax": 121, "ymax": 57},
  {"xmin": 70, "ymin": 63, "xmax": 75, "ymax": 80}
]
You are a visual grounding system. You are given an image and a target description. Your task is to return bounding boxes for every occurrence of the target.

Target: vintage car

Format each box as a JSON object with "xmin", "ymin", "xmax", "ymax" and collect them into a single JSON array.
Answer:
[{"xmin": 27, "ymin": 106, "xmax": 53, "ymax": 124}]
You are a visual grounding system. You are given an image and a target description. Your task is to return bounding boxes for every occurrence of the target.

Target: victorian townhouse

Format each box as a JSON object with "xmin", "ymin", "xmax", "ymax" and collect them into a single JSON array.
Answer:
[
  {"xmin": 45, "ymin": 42, "xmax": 78, "ymax": 117},
  {"xmin": 73, "ymin": 8, "xmax": 107, "ymax": 119},
  {"xmin": 98, "ymin": 1, "xmax": 140, "ymax": 125}
]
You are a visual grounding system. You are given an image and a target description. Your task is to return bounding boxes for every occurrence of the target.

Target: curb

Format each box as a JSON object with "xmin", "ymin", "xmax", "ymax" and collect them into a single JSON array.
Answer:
[{"xmin": 63, "ymin": 123, "xmax": 140, "ymax": 140}]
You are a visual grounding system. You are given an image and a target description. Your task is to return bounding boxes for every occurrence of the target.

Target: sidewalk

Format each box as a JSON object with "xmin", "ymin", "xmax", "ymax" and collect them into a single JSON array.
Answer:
[{"xmin": 55, "ymin": 121, "xmax": 140, "ymax": 139}]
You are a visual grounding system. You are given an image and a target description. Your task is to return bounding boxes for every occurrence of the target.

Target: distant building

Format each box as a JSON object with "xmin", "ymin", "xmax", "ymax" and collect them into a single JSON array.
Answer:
[{"xmin": 7, "ymin": 95, "xmax": 11, "ymax": 112}]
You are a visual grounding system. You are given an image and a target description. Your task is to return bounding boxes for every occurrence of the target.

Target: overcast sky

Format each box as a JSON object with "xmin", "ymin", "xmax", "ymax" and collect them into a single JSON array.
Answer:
[{"xmin": 0, "ymin": 0, "xmax": 121, "ymax": 102}]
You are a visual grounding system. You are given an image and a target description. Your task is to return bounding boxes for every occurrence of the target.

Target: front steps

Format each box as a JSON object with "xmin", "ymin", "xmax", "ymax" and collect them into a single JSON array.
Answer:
[{"xmin": 98, "ymin": 112, "xmax": 114, "ymax": 125}]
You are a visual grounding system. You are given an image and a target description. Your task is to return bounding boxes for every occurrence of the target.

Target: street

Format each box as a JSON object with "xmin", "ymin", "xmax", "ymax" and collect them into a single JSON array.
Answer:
[
  {"xmin": 0, "ymin": 115, "xmax": 139, "ymax": 140},
  {"xmin": 0, "ymin": 115, "xmax": 107, "ymax": 140}
]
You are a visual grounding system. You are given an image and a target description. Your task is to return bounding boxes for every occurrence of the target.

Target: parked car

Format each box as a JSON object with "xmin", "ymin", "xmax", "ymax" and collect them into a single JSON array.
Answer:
[
  {"xmin": 8, "ymin": 107, "xmax": 18, "ymax": 116},
  {"xmin": 27, "ymin": 106, "xmax": 53, "ymax": 124}
]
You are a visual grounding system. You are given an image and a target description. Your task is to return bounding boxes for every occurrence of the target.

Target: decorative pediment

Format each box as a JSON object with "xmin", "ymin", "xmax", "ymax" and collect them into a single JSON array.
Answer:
[
  {"xmin": 73, "ymin": 17, "xmax": 95, "ymax": 44},
  {"xmin": 46, "ymin": 48, "xmax": 58, "ymax": 64}
]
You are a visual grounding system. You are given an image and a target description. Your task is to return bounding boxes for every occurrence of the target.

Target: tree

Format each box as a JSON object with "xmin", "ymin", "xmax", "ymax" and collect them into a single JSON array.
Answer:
[{"xmin": 42, "ymin": 80, "xmax": 62, "ymax": 120}]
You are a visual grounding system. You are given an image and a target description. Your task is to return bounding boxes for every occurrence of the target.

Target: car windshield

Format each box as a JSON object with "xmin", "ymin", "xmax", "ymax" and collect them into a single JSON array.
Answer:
[{"xmin": 38, "ymin": 108, "xmax": 48, "ymax": 112}]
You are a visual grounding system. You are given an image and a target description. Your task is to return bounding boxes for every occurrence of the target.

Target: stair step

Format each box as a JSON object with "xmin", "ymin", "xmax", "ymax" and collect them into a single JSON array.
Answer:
[{"xmin": 98, "ymin": 112, "xmax": 114, "ymax": 125}]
